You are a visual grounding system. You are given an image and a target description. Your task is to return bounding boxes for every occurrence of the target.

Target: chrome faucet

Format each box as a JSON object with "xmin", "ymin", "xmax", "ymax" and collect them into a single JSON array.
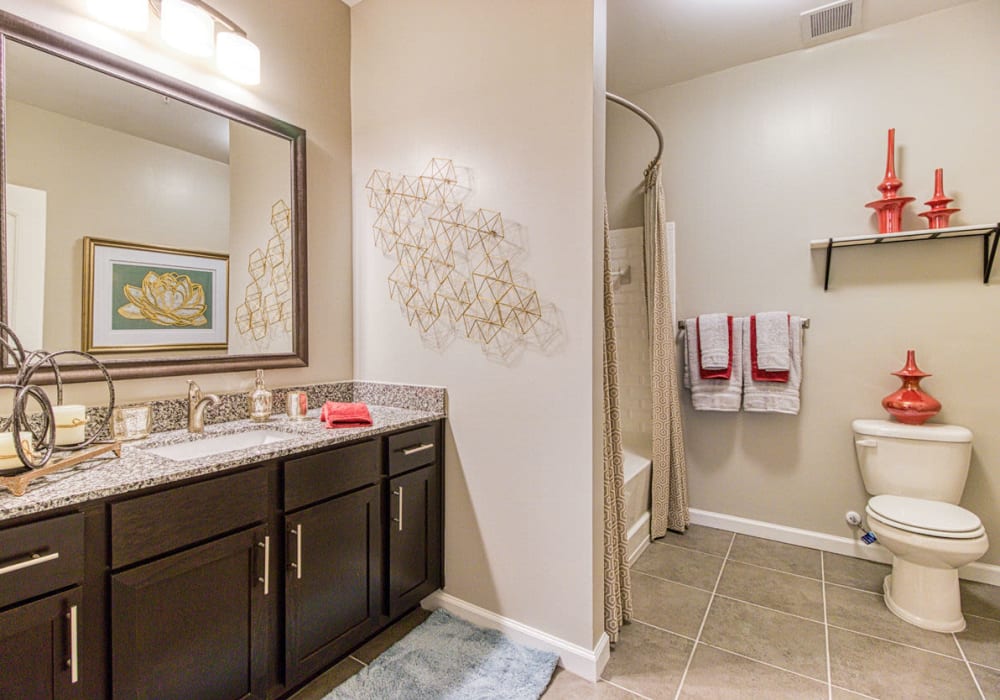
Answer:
[{"xmin": 187, "ymin": 380, "xmax": 221, "ymax": 433}]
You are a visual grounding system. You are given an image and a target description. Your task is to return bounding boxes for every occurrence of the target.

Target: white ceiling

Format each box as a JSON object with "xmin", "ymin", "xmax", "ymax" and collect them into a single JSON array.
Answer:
[{"xmin": 608, "ymin": 0, "xmax": 975, "ymax": 97}]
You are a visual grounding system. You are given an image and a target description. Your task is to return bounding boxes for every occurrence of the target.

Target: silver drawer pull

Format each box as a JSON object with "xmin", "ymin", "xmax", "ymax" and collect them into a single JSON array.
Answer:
[
  {"xmin": 401, "ymin": 443, "xmax": 434, "ymax": 456},
  {"xmin": 393, "ymin": 487, "xmax": 404, "ymax": 532},
  {"xmin": 0, "ymin": 550, "xmax": 60, "ymax": 576},
  {"xmin": 257, "ymin": 536, "xmax": 270, "ymax": 595},
  {"xmin": 67, "ymin": 604, "xmax": 79, "ymax": 684},
  {"xmin": 290, "ymin": 524, "xmax": 302, "ymax": 580}
]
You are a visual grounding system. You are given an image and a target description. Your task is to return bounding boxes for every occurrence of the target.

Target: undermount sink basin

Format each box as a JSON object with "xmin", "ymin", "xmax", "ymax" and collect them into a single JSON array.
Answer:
[{"xmin": 142, "ymin": 430, "xmax": 295, "ymax": 461}]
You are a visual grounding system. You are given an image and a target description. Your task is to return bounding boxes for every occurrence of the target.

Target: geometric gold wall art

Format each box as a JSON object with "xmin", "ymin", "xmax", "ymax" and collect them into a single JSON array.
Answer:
[
  {"xmin": 366, "ymin": 159, "xmax": 555, "ymax": 358},
  {"xmin": 235, "ymin": 199, "xmax": 293, "ymax": 343}
]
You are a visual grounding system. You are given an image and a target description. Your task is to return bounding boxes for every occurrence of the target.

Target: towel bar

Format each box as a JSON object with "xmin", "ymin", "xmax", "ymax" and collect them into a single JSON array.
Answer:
[{"xmin": 677, "ymin": 318, "xmax": 810, "ymax": 330}]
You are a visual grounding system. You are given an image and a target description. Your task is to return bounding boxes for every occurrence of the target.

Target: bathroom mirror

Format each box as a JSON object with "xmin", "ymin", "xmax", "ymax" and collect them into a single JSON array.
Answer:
[{"xmin": 0, "ymin": 9, "xmax": 307, "ymax": 382}]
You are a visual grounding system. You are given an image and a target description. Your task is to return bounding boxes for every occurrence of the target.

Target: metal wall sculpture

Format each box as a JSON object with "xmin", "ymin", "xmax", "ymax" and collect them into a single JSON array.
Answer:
[
  {"xmin": 235, "ymin": 200, "xmax": 294, "ymax": 342},
  {"xmin": 366, "ymin": 159, "xmax": 557, "ymax": 360}
]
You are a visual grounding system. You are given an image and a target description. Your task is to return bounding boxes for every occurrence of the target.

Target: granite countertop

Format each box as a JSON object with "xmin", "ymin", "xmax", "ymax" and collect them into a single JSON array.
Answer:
[{"xmin": 0, "ymin": 405, "xmax": 444, "ymax": 523}]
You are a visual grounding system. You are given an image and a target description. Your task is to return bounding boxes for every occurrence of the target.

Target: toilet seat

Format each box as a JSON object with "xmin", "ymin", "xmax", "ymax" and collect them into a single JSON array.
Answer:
[{"xmin": 867, "ymin": 495, "xmax": 985, "ymax": 539}]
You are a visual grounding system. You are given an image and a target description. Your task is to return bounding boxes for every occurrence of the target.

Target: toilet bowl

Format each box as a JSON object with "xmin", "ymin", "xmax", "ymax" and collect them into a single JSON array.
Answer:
[
  {"xmin": 852, "ymin": 419, "xmax": 989, "ymax": 633},
  {"xmin": 865, "ymin": 495, "xmax": 988, "ymax": 632}
]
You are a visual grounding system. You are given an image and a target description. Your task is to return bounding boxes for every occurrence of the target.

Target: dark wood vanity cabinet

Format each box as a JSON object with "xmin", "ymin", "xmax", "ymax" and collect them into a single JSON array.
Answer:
[
  {"xmin": 109, "ymin": 468, "xmax": 270, "ymax": 700},
  {"xmin": 283, "ymin": 441, "xmax": 382, "ymax": 684},
  {"xmin": 0, "ymin": 419, "xmax": 444, "ymax": 700},
  {"xmin": 0, "ymin": 512, "xmax": 86, "ymax": 700},
  {"xmin": 384, "ymin": 423, "xmax": 444, "ymax": 621}
]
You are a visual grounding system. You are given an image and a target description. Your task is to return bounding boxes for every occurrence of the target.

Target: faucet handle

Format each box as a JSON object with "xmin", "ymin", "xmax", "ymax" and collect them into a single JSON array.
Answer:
[{"xmin": 188, "ymin": 380, "xmax": 201, "ymax": 401}]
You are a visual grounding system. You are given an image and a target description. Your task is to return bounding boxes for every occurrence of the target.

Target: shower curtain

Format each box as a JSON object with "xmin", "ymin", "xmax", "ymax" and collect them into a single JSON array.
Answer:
[
  {"xmin": 644, "ymin": 163, "xmax": 690, "ymax": 536},
  {"xmin": 602, "ymin": 204, "xmax": 631, "ymax": 644}
]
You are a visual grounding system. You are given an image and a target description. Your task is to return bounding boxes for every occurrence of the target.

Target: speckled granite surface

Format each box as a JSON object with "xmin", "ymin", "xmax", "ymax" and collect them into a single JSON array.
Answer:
[
  {"xmin": 86, "ymin": 380, "xmax": 446, "ymax": 439},
  {"xmin": 1, "ymin": 381, "xmax": 446, "ymax": 523}
]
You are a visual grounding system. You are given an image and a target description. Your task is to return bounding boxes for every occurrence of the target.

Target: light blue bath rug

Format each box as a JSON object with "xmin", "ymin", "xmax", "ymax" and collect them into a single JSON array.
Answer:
[{"xmin": 325, "ymin": 609, "xmax": 559, "ymax": 699}]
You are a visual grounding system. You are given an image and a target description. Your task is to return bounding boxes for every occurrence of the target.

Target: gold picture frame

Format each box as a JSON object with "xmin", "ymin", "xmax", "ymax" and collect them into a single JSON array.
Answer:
[{"xmin": 82, "ymin": 237, "xmax": 229, "ymax": 354}]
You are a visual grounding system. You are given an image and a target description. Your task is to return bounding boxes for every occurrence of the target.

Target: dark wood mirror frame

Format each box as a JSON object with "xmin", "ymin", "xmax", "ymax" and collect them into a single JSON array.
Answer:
[{"xmin": 0, "ymin": 9, "xmax": 308, "ymax": 383}]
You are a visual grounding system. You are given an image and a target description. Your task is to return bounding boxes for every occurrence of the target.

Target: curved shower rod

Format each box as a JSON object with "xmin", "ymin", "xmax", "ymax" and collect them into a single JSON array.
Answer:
[{"xmin": 606, "ymin": 91, "xmax": 663, "ymax": 168}]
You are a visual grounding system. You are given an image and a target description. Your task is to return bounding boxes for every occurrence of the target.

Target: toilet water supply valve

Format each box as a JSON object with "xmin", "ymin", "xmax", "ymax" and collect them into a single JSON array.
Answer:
[{"xmin": 845, "ymin": 510, "xmax": 878, "ymax": 544}]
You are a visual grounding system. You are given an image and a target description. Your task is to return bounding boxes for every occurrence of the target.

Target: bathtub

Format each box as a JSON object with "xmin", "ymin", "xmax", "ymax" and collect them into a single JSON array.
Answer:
[{"xmin": 622, "ymin": 445, "xmax": 652, "ymax": 565}]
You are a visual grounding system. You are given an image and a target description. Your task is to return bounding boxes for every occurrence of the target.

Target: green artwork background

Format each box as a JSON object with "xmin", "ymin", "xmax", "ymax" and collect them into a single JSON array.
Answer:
[{"xmin": 111, "ymin": 263, "xmax": 214, "ymax": 331}]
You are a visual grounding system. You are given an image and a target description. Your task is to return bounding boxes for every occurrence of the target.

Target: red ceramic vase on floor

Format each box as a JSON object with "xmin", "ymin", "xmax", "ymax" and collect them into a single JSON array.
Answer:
[{"xmin": 882, "ymin": 350, "xmax": 942, "ymax": 425}]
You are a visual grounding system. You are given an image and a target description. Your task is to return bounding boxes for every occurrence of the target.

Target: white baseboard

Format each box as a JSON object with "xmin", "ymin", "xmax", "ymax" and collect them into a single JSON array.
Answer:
[
  {"xmin": 689, "ymin": 508, "xmax": 1000, "ymax": 587},
  {"xmin": 627, "ymin": 532, "xmax": 651, "ymax": 567},
  {"xmin": 421, "ymin": 591, "xmax": 610, "ymax": 682}
]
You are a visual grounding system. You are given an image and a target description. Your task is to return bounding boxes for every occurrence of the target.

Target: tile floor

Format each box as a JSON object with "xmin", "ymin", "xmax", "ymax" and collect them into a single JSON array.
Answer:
[
  {"xmin": 292, "ymin": 524, "xmax": 1000, "ymax": 700},
  {"xmin": 552, "ymin": 525, "xmax": 1000, "ymax": 700}
]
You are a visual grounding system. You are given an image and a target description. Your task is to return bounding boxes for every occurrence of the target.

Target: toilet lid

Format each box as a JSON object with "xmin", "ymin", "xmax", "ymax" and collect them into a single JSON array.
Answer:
[{"xmin": 867, "ymin": 495, "xmax": 984, "ymax": 539}]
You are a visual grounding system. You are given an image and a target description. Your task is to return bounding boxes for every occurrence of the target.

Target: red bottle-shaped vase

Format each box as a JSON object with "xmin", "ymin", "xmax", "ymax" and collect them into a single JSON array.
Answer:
[{"xmin": 881, "ymin": 350, "xmax": 941, "ymax": 425}]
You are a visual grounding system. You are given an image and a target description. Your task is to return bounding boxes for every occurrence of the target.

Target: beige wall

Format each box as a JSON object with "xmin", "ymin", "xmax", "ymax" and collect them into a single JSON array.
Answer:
[
  {"xmin": 351, "ymin": 0, "xmax": 605, "ymax": 650},
  {"xmin": 6, "ymin": 99, "xmax": 230, "ymax": 352},
  {"xmin": 607, "ymin": 0, "xmax": 1000, "ymax": 565},
  {"xmin": 228, "ymin": 121, "xmax": 293, "ymax": 356},
  {"xmin": 0, "ymin": 0, "xmax": 353, "ymax": 405}
]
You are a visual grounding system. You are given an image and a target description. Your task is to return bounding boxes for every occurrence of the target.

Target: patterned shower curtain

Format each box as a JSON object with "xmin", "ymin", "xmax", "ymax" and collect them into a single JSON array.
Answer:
[
  {"xmin": 603, "ymin": 204, "xmax": 631, "ymax": 644},
  {"xmin": 644, "ymin": 163, "xmax": 690, "ymax": 536}
]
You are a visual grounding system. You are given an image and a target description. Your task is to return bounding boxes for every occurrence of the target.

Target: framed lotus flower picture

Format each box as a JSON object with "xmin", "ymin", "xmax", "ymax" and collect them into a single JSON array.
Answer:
[{"xmin": 82, "ymin": 238, "xmax": 229, "ymax": 353}]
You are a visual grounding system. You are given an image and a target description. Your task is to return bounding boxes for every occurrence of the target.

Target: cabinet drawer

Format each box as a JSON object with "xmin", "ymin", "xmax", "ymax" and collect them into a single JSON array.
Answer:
[
  {"xmin": 386, "ymin": 425, "xmax": 437, "ymax": 476},
  {"xmin": 0, "ymin": 512, "xmax": 85, "ymax": 608},
  {"xmin": 284, "ymin": 440, "xmax": 379, "ymax": 511},
  {"xmin": 111, "ymin": 467, "xmax": 267, "ymax": 569}
]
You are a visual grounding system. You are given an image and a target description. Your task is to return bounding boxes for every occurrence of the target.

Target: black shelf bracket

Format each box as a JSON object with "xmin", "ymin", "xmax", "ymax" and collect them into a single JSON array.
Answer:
[
  {"xmin": 984, "ymin": 224, "xmax": 1000, "ymax": 284},
  {"xmin": 824, "ymin": 238, "xmax": 833, "ymax": 291}
]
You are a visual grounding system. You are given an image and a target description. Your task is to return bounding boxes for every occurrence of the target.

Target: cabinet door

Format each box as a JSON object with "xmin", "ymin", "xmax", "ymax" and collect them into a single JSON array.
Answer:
[
  {"xmin": 387, "ymin": 464, "xmax": 442, "ymax": 619},
  {"xmin": 0, "ymin": 587, "xmax": 83, "ymax": 700},
  {"xmin": 111, "ymin": 526, "xmax": 268, "ymax": 700},
  {"xmin": 285, "ymin": 484, "xmax": 381, "ymax": 683}
]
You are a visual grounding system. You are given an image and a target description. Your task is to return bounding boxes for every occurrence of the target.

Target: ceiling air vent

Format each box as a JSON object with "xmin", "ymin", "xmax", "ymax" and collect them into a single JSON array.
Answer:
[{"xmin": 800, "ymin": 0, "xmax": 863, "ymax": 45}]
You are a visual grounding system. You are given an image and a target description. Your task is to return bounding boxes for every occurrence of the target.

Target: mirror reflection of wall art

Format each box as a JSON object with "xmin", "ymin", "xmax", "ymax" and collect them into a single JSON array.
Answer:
[
  {"xmin": 366, "ymin": 159, "xmax": 561, "ymax": 362},
  {"xmin": 235, "ymin": 200, "xmax": 293, "ymax": 346},
  {"xmin": 82, "ymin": 238, "xmax": 229, "ymax": 353}
]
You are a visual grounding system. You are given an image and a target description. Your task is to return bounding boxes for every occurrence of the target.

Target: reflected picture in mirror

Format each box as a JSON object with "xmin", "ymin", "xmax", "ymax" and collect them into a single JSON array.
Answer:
[{"xmin": 0, "ymin": 10, "xmax": 307, "ymax": 381}]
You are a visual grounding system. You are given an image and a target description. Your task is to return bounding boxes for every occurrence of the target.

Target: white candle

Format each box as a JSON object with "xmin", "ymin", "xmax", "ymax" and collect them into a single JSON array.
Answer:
[
  {"xmin": 53, "ymin": 405, "xmax": 87, "ymax": 446},
  {"xmin": 0, "ymin": 432, "xmax": 26, "ymax": 468}
]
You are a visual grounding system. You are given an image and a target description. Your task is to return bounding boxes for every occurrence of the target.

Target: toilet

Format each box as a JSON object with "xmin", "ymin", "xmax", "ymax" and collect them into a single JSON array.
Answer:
[{"xmin": 853, "ymin": 419, "xmax": 989, "ymax": 633}]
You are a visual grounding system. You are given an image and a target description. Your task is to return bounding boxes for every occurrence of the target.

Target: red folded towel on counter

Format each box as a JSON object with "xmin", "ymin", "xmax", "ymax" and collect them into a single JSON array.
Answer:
[
  {"xmin": 750, "ymin": 315, "xmax": 790, "ymax": 383},
  {"xmin": 320, "ymin": 401, "xmax": 373, "ymax": 428},
  {"xmin": 697, "ymin": 315, "xmax": 733, "ymax": 380}
]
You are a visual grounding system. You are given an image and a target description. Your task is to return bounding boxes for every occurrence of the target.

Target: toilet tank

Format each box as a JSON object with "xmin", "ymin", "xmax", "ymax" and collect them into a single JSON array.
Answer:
[{"xmin": 852, "ymin": 419, "xmax": 973, "ymax": 504}]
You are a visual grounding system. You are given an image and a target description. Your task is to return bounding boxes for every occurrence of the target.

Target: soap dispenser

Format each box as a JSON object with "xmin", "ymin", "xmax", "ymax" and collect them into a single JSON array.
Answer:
[{"xmin": 249, "ymin": 369, "xmax": 273, "ymax": 422}]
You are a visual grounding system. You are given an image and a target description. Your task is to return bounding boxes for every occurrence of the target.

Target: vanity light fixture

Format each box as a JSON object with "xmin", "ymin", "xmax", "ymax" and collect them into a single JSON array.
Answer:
[
  {"xmin": 160, "ymin": 0, "xmax": 215, "ymax": 57},
  {"xmin": 87, "ymin": 0, "xmax": 149, "ymax": 31},
  {"xmin": 87, "ymin": 0, "xmax": 261, "ymax": 85}
]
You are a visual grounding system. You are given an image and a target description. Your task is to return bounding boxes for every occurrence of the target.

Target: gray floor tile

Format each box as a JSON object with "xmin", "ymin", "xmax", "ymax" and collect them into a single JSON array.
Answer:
[
  {"xmin": 957, "ymin": 614, "xmax": 1000, "ymax": 670},
  {"xmin": 717, "ymin": 560, "xmax": 824, "ymax": 621},
  {"xmin": 728, "ymin": 534, "xmax": 822, "ymax": 579},
  {"xmin": 542, "ymin": 668, "xmax": 641, "ymax": 698},
  {"xmin": 679, "ymin": 643, "xmax": 828, "ymax": 699},
  {"xmin": 632, "ymin": 541, "xmax": 725, "ymax": 591},
  {"xmin": 351, "ymin": 607, "xmax": 432, "ymax": 664},
  {"xmin": 657, "ymin": 524, "xmax": 734, "ymax": 557},
  {"xmin": 973, "ymin": 664, "xmax": 1000, "ymax": 699},
  {"xmin": 601, "ymin": 621, "xmax": 694, "ymax": 699},
  {"xmin": 831, "ymin": 687, "xmax": 876, "ymax": 699},
  {"xmin": 962, "ymin": 580, "xmax": 1000, "ymax": 621},
  {"xmin": 631, "ymin": 571, "xmax": 712, "ymax": 638},
  {"xmin": 823, "ymin": 552, "xmax": 891, "ymax": 593},
  {"xmin": 828, "ymin": 626, "xmax": 981, "ymax": 700},
  {"xmin": 288, "ymin": 657, "xmax": 364, "ymax": 700},
  {"xmin": 700, "ymin": 595, "xmax": 827, "ymax": 681},
  {"xmin": 825, "ymin": 584, "xmax": 961, "ymax": 657}
]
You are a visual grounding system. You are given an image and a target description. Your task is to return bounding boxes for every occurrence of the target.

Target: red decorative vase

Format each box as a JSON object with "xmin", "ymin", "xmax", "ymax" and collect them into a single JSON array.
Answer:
[
  {"xmin": 865, "ymin": 128, "xmax": 915, "ymax": 234},
  {"xmin": 881, "ymin": 350, "xmax": 941, "ymax": 425},
  {"xmin": 917, "ymin": 168, "xmax": 960, "ymax": 229}
]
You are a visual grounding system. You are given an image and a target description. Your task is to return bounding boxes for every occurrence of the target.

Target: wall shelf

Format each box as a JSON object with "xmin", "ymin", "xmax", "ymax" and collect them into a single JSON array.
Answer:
[{"xmin": 810, "ymin": 223, "xmax": 1000, "ymax": 290}]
